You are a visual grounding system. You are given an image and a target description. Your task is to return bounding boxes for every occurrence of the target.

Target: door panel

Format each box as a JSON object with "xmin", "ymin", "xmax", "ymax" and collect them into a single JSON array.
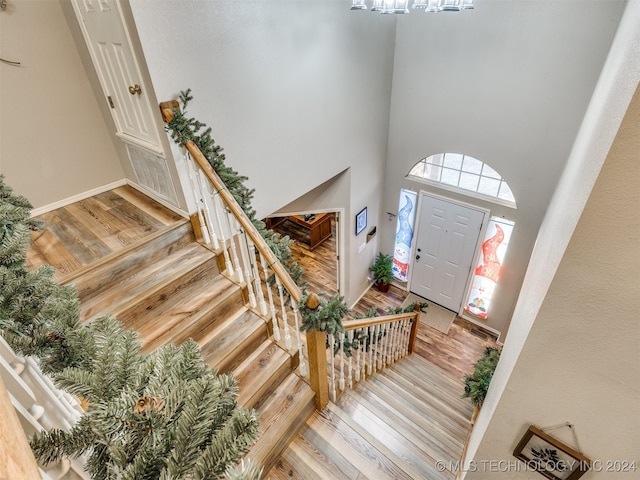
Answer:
[
  {"xmin": 73, "ymin": 0, "xmax": 159, "ymax": 148},
  {"xmin": 411, "ymin": 194, "xmax": 485, "ymax": 311}
]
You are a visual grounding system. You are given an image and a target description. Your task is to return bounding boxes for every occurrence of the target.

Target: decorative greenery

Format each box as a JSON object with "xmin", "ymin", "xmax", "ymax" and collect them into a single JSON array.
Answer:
[
  {"xmin": 370, "ymin": 252, "xmax": 393, "ymax": 286},
  {"xmin": 0, "ymin": 175, "xmax": 259, "ymax": 479},
  {"xmin": 164, "ymin": 89, "xmax": 306, "ymax": 293},
  {"xmin": 463, "ymin": 346, "xmax": 501, "ymax": 408},
  {"xmin": 299, "ymin": 292, "xmax": 348, "ymax": 336}
]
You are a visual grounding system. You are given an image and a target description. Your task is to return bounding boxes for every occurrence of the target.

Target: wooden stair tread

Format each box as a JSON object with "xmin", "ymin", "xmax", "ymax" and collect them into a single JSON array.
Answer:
[
  {"xmin": 273, "ymin": 428, "xmax": 357, "ymax": 480},
  {"xmin": 246, "ymin": 373, "xmax": 315, "ymax": 474},
  {"xmin": 78, "ymin": 244, "xmax": 216, "ymax": 323},
  {"xmin": 199, "ymin": 309, "xmax": 269, "ymax": 374},
  {"xmin": 234, "ymin": 340, "xmax": 292, "ymax": 410},
  {"xmin": 140, "ymin": 275, "xmax": 244, "ymax": 353},
  {"xmin": 339, "ymin": 388, "xmax": 463, "ymax": 468},
  {"xmin": 60, "ymin": 220, "xmax": 192, "ymax": 287},
  {"xmin": 387, "ymin": 356, "xmax": 472, "ymax": 412},
  {"xmin": 112, "ymin": 256, "xmax": 223, "ymax": 332},
  {"xmin": 356, "ymin": 376, "xmax": 469, "ymax": 451}
]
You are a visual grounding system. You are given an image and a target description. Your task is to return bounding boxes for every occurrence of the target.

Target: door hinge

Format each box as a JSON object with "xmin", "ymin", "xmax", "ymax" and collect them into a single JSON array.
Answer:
[{"xmin": 107, "ymin": 96, "xmax": 115, "ymax": 109}]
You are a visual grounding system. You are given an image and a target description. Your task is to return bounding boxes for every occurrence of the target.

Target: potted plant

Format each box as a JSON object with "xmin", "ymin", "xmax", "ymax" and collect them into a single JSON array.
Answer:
[{"xmin": 370, "ymin": 252, "xmax": 393, "ymax": 292}]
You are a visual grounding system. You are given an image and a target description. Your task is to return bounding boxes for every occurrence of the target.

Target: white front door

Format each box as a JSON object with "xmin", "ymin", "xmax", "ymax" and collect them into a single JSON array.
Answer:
[
  {"xmin": 72, "ymin": 0, "xmax": 160, "ymax": 151},
  {"xmin": 410, "ymin": 194, "xmax": 485, "ymax": 312}
]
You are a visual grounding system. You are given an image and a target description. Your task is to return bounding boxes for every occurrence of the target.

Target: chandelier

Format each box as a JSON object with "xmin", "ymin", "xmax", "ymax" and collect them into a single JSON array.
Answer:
[{"xmin": 351, "ymin": 0, "xmax": 474, "ymax": 14}]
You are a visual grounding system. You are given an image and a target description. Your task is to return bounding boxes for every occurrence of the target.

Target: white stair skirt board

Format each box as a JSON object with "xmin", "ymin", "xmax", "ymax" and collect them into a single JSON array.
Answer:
[{"xmin": 401, "ymin": 292, "xmax": 456, "ymax": 334}]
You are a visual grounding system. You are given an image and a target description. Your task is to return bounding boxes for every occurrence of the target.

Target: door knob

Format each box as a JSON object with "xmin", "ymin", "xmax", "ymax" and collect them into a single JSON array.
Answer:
[
  {"xmin": 415, "ymin": 255, "xmax": 421, "ymax": 260},
  {"xmin": 128, "ymin": 84, "xmax": 142, "ymax": 95}
]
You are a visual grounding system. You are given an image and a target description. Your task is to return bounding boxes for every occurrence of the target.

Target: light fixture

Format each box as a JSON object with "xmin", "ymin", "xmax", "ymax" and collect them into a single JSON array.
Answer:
[{"xmin": 351, "ymin": 0, "xmax": 474, "ymax": 14}]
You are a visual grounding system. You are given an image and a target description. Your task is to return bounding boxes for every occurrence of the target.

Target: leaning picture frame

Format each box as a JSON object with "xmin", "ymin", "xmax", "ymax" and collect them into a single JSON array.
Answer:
[
  {"xmin": 513, "ymin": 425, "xmax": 591, "ymax": 480},
  {"xmin": 355, "ymin": 207, "xmax": 367, "ymax": 236}
]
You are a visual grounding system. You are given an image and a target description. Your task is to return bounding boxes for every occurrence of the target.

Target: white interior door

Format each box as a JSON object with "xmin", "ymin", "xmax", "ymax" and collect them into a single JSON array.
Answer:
[
  {"xmin": 410, "ymin": 194, "xmax": 485, "ymax": 312},
  {"xmin": 72, "ymin": 0, "xmax": 160, "ymax": 151}
]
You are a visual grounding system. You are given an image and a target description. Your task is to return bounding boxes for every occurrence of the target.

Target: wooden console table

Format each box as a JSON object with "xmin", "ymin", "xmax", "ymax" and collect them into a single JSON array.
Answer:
[{"xmin": 265, "ymin": 213, "xmax": 333, "ymax": 250}]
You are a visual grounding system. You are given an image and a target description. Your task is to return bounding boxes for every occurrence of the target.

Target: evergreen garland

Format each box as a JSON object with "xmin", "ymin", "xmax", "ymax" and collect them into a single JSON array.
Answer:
[
  {"xmin": 164, "ymin": 90, "xmax": 306, "ymax": 292},
  {"xmin": 0, "ymin": 175, "xmax": 259, "ymax": 479},
  {"xmin": 463, "ymin": 346, "xmax": 501, "ymax": 407}
]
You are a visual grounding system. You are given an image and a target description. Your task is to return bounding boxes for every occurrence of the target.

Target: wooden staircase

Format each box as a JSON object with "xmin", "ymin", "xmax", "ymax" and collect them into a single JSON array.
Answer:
[
  {"xmin": 61, "ymin": 218, "xmax": 316, "ymax": 475},
  {"xmin": 267, "ymin": 354, "xmax": 473, "ymax": 480}
]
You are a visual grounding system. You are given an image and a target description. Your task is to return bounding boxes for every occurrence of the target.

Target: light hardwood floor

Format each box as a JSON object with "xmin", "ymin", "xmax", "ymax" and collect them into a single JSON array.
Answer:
[
  {"xmin": 271, "ymin": 216, "xmax": 499, "ymax": 381},
  {"xmin": 26, "ymin": 190, "xmax": 500, "ymax": 479}
]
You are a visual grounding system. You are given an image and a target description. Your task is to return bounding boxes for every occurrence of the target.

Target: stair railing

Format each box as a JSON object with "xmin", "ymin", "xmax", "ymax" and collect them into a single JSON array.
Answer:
[
  {"xmin": 307, "ymin": 304, "xmax": 421, "ymax": 409},
  {"xmin": 160, "ymin": 102, "xmax": 307, "ymax": 375},
  {"xmin": 160, "ymin": 101, "xmax": 421, "ymax": 410}
]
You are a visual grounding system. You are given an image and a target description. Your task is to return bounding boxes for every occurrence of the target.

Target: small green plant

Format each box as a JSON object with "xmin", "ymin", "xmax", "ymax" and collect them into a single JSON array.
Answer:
[
  {"xmin": 370, "ymin": 252, "xmax": 393, "ymax": 291},
  {"xmin": 463, "ymin": 346, "xmax": 500, "ymax": 408}
]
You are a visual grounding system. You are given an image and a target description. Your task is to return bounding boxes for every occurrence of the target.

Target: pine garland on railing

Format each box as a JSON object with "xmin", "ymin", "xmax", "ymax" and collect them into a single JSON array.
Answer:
[
  {"xmin": 164, "ymin": 89, "xmax": 305, "ymax": 290},
  {"xmin": 0, "ymin": 175, "xmax": 259, "ymax": 480}
]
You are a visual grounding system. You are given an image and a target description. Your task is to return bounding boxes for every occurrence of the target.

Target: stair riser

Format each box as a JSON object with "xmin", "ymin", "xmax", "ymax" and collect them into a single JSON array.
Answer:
[
  {"xmin": 240, "ymin": 356, "xmax": 292, "ymax": 410},
  {"xmin": 114, "ymin": 257, "xmax": 222, "ymax": 331},
  {"xmin": 73, "ymin": 222, "xmax": 196, "ymax": 303},
  {"xmin": 211, "ymin": 323, "xmax": 270, "ymax": 374},
  {"xmin": 143, "ymin": 285, "xmax": 246, "ymax": 352}
]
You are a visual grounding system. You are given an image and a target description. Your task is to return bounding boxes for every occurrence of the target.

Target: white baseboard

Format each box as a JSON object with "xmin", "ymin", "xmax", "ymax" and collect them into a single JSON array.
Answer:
[
  {"xmin": 29, "ymin": 179, "xmax": 188, "ymax": 218},
  {"xmin": 460, "ymin": 312, "xmax": 501, "ymax": 337},
  {"xmin": 30, "ymin": 180, "xmax": 127, "ymax": 217},
  {"xmin": 125, "ymin": 180, "xmax": 188, "ymax": 217},
  {"xmin": 349, "ymin": 282, "xmax": 374, "ymax": 310}
]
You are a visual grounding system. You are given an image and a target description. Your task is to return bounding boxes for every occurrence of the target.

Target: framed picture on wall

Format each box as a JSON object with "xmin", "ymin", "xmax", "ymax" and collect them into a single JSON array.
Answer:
[
  {"xmin": 355, "ymin": 207, "xmax": 367, "ymax": 236},
  {"xmin": 513, "ymin": 425, "xmax": 591, "ymax": 480}
]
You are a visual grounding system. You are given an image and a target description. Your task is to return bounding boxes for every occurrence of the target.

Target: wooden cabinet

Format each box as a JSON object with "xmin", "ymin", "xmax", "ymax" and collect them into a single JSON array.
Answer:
[{"xmin": 265, "ymin": 213, "xmax": 333, "ymax": 250}]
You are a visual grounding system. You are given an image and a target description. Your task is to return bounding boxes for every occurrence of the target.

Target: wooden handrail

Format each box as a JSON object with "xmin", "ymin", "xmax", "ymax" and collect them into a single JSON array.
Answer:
[
  {"xmin": 0, "ymin": 375, "xmax": 42, "ymax": 479},
  {"xmin": 343, "ymin": 310, "xmax": 419, "ymax": 331},
  {"xmin": 184, "ymin": 140, "xmax": 302, "ymax": 303},
  {"xmin": 159, "ymin": 100, "xmax": 301, "ymax": 303}
]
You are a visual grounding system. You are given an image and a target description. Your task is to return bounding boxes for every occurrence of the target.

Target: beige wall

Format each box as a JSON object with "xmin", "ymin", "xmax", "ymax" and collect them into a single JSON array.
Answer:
[
  {"xmin": 0, "ymin": 0, "xmax": 124, "ymax": 209},
  {"xmin": 465, "ymin": 83, "xmax": 640, "ymax": 479},
  {"xmin": 129, "ymin": 0, "xmax": 397, "ymax": 307}
]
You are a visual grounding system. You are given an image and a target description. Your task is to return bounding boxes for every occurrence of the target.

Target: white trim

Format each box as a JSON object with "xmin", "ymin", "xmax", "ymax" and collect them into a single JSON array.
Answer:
[
  {"xmin": 408, "ymin": 176, "xmax": 517, "ymax": 209},
  {"xmin": 267, "ymin": 208, "xmax": 346, "ymax": 300},
  {"xmin": 29, "ymin": 179, "xmax": 188, "ymax": 218},
  {"xmin": 125, "ymin": 180, "xmax": 188, "ymax": 217},
  {"xmin": 30, "ymin": 179, "xmax": 127, "ymax": 217},
  {"xmin": 350, "ymin": 282, "xmax": 374, "ymax": 310},
  {"xmin": 409, "ymin": 190, "xmax": 490, "ymax": 316},
  {"xmin": 116, "ymin": 132, "xmax": 163, "ymax": 155},
  {"xmin": 460, "ymin": 311, "xmax": 501, "ymax": 337}
]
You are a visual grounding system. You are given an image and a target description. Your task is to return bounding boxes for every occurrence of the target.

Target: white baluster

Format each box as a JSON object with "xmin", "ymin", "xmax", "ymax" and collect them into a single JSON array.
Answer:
[
  {"xmin": 382, "ymin": 323, "xmax": 390, "ymax": 367},
  {"xmin": 339, "ymin": 331, "xmax": 345, "ymax": 391},
  {"xmin": 196, "ymin": 166, "xmax": 221, "ymax": 252},
  {"xmin": 248, "ymin": 237, "xmax": 268, "ymax": 315},
  {"xmin": 275, "ymin": 277, "xmax": 292, "ymax": 350},
  {"xmin": 223, "ymin": 207, "xmax": 244, "ymax": 283},
  {"xmin": 375, "ymin": 324, "xmax": 383, "ymax": 372},
  {"xmin": 291, "ymin": 301, "xmax": 307, "ymax": 377},
  {"xmin": 259, "ymin": 256, "xmax": 280, "ymax": 341},
  {"xmin": 208, "ymin": 184, "xmax": 234, "ymax": 277},
  {"xmin": 25, "ymin": 358, "xmax": 81, "ymax": 423},
  {"xmin": 329, "ymin": 334, "xmax": 336, "ymax": 402},
  {"xmin": 390, "ymin": 321, "xmax": 398, "ymax": 363},
  {"xmin": 360, "ymin": 328, "xmax": 367, "ymax": 381},
  {"xmin": 347, "ymin": 330, "xmax": 354, "ymax": 388},
  {"xmin": 368, "ymin": 325, "xmax": 375, "ymax": 376},
  {"xmin": 237, "ymin": 227, "xmax": 256, "ymax": 308},
  {"xmin": 185, "ymin": 154, "xmax": 211, "ymax": 245},
  {"xmin": 404, "ymin": 318, "xmax": 412, "ymax": 356},
  {"xmin": 0, "ymin": 335, "xmax": 26, "ymax": 375}
]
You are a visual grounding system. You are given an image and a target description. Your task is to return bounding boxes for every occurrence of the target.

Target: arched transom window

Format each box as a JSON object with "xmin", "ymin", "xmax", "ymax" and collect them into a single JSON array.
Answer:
[{"xmin": 408, "ymin": 153, "xmax": 516, "ymax": 207}]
